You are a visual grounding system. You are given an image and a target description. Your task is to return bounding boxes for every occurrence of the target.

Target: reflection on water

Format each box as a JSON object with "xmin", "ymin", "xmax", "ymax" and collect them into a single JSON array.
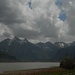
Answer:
[{"xmin": 0, "ymin": 62, "xmax": 60, "ymax": 72}]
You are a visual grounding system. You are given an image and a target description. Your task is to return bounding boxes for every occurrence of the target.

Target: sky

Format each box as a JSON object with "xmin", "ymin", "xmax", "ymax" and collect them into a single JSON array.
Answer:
[{"xmin": 0, "ymin": 0, "xmax": 75, "ymax": 43}]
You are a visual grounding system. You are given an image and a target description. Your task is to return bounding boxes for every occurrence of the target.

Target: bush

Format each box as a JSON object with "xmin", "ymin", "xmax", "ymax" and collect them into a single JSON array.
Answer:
[{"xmin": 60, "ymin": 57, "xmax": 75, "ymax": 69}]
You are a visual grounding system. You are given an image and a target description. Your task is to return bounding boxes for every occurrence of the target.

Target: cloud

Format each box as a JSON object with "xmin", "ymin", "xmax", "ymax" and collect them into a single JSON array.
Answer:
[
  {"xmin": 0, "ymin": 0, "xmax": 75, "ymax": 43},
  {"xmin": 55, "ymin": 0, "xmax": 75, "ymax": 42},
  {"xmin": 0, "ymin": 23, "xmax": 13, "ymax": 41},
  {"xmin": 0, "ymin": 0, "xmax": 26, "ymax": 25},
  {"xmin": 58, "ymin": 0, "xmax": 75, "ymax": 38}
]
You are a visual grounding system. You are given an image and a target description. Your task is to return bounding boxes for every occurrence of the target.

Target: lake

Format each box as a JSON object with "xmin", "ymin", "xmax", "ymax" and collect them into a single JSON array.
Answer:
[{"xmin": 0, "ymin": 62, "xmax": 60, "ymax": 72}]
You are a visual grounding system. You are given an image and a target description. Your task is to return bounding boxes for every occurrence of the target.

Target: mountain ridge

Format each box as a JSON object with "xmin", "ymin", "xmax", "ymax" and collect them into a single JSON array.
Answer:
[{"xmin": 0, "ymin": 37, "xmax": 75, "ymax": 62}]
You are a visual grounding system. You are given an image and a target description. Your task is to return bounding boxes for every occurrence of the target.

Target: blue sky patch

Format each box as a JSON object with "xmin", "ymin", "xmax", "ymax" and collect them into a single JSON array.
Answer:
[
  {"xmin": 28, "ymin": 0, "xmax": 32, "ymax": 9},
  {"xmin": 58, "ymin": 12, "xmax": 67, "ymax": 21},
  {"xmin": 55, "ymin": 0, "xmax": 62, "ymax": 7}
]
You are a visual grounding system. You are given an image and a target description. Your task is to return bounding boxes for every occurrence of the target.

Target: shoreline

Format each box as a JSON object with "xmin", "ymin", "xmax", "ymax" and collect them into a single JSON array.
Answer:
[{"xmin": 0, "ymin": 67, "xmax": 65, "ymax": 75}]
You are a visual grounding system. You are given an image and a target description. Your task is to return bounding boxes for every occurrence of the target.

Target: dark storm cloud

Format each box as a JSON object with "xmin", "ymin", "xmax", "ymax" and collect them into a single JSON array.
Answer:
[
  {"xmin": 0, "ymin": 0, "xmax": 26, "ymax": 26},
  {"xmin": 13, "ymin": 27, "xmax": 40, "ymax": 39}
]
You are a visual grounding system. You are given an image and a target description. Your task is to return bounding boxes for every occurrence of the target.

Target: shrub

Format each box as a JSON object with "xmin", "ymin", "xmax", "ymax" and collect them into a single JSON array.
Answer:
[{"xmin": 60, "ymin": 57, "xmax": 75, "ymax": 69}]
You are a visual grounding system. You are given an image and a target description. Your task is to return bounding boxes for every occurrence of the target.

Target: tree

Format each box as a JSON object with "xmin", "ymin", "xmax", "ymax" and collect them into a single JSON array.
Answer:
[{"xmin": 60, "ymin": 57, "xmax": 75, "ymax": 69}]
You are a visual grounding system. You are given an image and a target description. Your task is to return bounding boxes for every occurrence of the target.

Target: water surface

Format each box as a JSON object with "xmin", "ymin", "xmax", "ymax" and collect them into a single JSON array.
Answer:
[{"xmin": 0, "ymin": 62, "xmax": 60, "ymax": 72}]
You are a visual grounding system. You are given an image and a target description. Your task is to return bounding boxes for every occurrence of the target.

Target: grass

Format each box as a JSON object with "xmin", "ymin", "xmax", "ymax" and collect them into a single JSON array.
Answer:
[{"xmin": 0, "ymin": 67, "xmax": 75, "ymax": 75}]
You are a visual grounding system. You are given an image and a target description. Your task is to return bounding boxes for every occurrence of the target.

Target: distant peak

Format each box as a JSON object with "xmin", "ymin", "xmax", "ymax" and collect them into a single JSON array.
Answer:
[
  {"xmin": 24, "ymin": 38, "xmax": 29, "ymax": 43},
  {"xmin": 1, "ymin": 38, "xmax": 10, "ymax": 42},
  {"xmin": 13, "ymin": 36, "xmax": 20, "ymax": 41},
  {"xmin": 54, "ymin": 42, "xmax": 65, "ymax": 44},
  {"xmin": 11, "ymin": 36, "xmax": 21, "ymax": 42},
  {"xmin": 72, "ymin": 41, "xmax": 75, "ymax": 43},
  {"xmin": 54, "ymin": 42, "xmax": 66, "ymax": 48},
  {"xmin": 46, "ymin": 42, "xmax": 52, "ymax": 44},
  {"xmin": 37, "ymin": 42, "xmax": 45, "ymax": 44}
]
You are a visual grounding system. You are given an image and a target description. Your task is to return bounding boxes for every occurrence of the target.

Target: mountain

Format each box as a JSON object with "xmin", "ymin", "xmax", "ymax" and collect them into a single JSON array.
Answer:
[
  {"xmin": 51, "ymin": 45, "xmax": 75, "ymax": 62},
  {"xmin": 0, "ymin": 37, "xmax": 59, "ymax": 62},
  {"xmin": 69, "ymin": 41, "xmax": 75, "ymax": 46},
  {"xmin": 0, "ymin": 50, "xmax": 17, "ymax": 62},
  {"xmin": 0, "ymin": 37, "xmax": 75, "ymax": 62},
  {"xmin": 36, "ymin": 42, "xmax": 59, "ymax": 51},
  {"xmin": 54, "ymin": 42, "xmax": 68, "ymax": 48}
]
